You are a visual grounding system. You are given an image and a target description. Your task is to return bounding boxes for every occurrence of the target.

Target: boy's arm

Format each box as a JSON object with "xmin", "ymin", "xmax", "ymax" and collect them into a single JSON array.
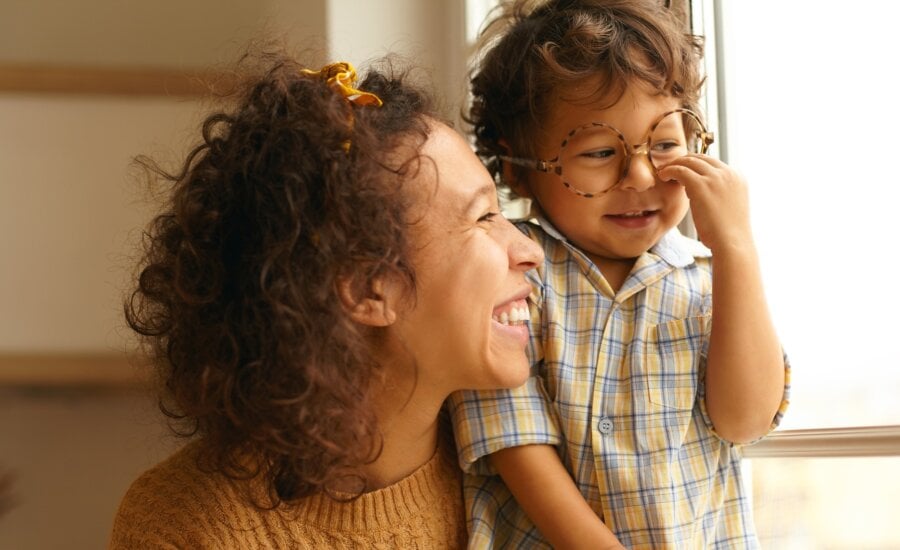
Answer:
[
  {"xmin": 705, "ymin": 239, "xmax": 785, "ymax": 442},
  {"xmin": 659, "ymin": 156, "xmax": 786, "ymax": 443},
  {"xmin": 491, "ymin": 444, "xmax": 625, "ymax": 550}
]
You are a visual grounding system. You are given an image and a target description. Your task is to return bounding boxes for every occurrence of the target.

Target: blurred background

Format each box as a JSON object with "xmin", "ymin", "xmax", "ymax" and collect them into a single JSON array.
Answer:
[
  {"xmin": 0, "ymin": 1, "xmax": 468, "ymax": 547},
  {"xmin": 2, "ymin": 0, "xmax": 898, "ymax": 548}
]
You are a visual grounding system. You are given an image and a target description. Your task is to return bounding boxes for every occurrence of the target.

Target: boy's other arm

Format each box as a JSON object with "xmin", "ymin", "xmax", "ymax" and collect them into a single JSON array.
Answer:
[
  {"xmin": 491, "ymin": 444, "xmax": 626, "ymax": 550},
  {"xmin": 705, "ymin": 239, "xmax": 784, "ymax": 442},
  {"xmin": 659, "ymin": 155, "xmax": 786, "ymax": 443}
]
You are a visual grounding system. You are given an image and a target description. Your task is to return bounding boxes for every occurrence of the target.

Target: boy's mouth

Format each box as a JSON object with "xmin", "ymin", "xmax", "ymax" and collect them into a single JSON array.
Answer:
[
  {"xmin": 605, "ymin": 209, "xmax": 659, "ymax": 228},
  {"xmin": 608, "ymin": 209, "xmax": 655, "ymax": 218},
  {"xmin": 492, "ymin": 299, "xmax": 529, "ymax": 326}
]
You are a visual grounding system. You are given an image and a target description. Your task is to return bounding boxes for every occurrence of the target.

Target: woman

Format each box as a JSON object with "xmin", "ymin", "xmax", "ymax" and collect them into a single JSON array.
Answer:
[{"xmin": 109, "ymin": 53, "xmax": 543, "ymax": 548}]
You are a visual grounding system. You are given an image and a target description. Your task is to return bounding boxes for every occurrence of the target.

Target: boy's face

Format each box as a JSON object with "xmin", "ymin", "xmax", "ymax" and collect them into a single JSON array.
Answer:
[{"xmin": 514, "ymin": 83, "xmax": 690, "ymax": 264}]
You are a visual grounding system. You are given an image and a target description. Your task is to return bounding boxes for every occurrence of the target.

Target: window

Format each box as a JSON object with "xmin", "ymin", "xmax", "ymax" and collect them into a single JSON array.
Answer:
[
  {"xmin": 709, "ymin": 0, "xmax": 900, "ymax": 546},
  {"xmin": 713, "ymin": 0, "xmax": 900, "ymax": 431}
]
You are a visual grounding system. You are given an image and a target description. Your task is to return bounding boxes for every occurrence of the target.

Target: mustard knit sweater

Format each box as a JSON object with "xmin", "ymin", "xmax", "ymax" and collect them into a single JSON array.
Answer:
[{"xmin": 109, "ymin": 439, "xmax": 466, "ymax": 549}]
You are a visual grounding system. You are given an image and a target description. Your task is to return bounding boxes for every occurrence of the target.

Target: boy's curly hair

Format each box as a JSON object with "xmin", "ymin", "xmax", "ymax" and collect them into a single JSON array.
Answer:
[
  {"xmin": 468, "ymin": 0, "xmax": 705, "ymax": 188},
  {"xmin": 125, "ymin": 51, "xmax": 437, "ymax": 506}
]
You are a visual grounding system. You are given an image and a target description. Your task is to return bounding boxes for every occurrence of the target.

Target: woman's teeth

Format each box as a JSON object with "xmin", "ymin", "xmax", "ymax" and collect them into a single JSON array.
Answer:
[{"xmin": 493, "ymin": 305, "xmax": 529, "ymax": 325}]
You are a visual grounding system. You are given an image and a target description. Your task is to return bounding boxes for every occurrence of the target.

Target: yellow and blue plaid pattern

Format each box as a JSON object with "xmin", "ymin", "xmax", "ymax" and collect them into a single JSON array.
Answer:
[{"xmin": 448, "ymin": 218, "xmax": 790, "ymax": 549}]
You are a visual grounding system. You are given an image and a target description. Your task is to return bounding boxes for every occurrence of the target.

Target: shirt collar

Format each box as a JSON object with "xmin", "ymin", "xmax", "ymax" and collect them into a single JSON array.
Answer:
[
  {"xmin": 530, "ymin": 215, "xmax": 711, "ymax": 268},
  {"xmin": 651, "ymin": 226, "xmax": 712, "ymax": 267}
]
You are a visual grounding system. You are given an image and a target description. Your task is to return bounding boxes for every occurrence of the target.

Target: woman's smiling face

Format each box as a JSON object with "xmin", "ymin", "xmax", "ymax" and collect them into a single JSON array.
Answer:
[{"xmin": 390, "ymin": 121, "xmax": 543, "ymax": 394}]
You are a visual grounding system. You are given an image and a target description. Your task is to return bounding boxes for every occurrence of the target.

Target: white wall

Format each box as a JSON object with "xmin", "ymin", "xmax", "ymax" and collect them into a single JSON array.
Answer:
[
  {"xmin": 328, "ymin": 0, "xmax": 468, "ymax": 124},
  {"xmin": 0, "ymin": 95, "xmax": 200, "ymax": 352}
]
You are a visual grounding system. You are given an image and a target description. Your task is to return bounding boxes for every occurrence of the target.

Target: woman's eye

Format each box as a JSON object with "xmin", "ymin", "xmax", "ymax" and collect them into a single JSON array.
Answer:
[{"xmin": 478, "ymin": 212, "xmax": 499, "ymax": 223}]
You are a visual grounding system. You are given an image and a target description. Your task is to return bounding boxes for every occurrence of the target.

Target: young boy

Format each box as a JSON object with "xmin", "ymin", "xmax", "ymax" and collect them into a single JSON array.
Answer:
[{"xmin": 448, "ymin": 1, "xmax": 790, "ymax": 548}]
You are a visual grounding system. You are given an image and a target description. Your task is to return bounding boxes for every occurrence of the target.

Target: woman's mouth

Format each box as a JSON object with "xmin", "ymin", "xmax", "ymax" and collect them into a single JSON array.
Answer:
[{"xmin": 492, "ymin": 298, "xmax": 529, "ymax": 326}]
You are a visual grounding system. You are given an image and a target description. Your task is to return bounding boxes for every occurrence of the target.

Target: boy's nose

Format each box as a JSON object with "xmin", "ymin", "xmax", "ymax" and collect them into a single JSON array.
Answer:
[{"xmin": 620, "ymin": 153, "xmax": 657, "ymax": 192}]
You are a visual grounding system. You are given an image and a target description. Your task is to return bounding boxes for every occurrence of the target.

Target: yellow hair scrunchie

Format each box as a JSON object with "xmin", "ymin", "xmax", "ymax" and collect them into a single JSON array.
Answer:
[{"xmin": 300, "ymin": 61, "xmax": 383, "ymax": 107}]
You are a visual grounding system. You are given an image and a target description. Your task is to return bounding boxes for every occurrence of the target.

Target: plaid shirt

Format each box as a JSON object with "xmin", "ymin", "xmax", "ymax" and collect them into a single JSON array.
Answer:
[{"xmin": 448, "ymin": 218, "xmax": 790, "ymax": 549}]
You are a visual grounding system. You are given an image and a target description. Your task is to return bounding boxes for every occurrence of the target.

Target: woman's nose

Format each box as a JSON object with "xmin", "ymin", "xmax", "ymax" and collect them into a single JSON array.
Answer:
[{"xmin": 509, "ymin": 226, "xmax": 544, "ymax": 270}]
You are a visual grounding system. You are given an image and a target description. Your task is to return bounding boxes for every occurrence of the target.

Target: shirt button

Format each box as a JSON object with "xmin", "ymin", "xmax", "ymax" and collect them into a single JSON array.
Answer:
[{"xmin": 598, "ymin": 417, "xmax": 613, "ymax": 435}]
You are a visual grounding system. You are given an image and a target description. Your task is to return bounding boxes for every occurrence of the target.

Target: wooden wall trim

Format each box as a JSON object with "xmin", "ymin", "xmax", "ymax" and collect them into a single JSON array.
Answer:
[
  {"xmin": 0, "ymin": 64, "xmax": 237, "ymax": 97},
  {"xmin": 0, "ymin": 353, "xmax": 150, "ymax": 388}
]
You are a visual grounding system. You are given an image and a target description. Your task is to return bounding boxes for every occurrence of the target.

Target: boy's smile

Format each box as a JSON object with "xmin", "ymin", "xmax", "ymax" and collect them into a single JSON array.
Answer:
[
  {"xmin": 513, "ymin": 82, "xmax": 690, "ymax": 279},
  {"xmin": 606, "ymin": 209, "xmax": 661, "ymax": 228}
]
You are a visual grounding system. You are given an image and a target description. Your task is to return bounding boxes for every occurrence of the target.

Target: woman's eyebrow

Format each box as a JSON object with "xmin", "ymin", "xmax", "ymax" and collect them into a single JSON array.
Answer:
[{"xmin": 462, "ymin": 184, "xmax": 497, "ymax": 216}]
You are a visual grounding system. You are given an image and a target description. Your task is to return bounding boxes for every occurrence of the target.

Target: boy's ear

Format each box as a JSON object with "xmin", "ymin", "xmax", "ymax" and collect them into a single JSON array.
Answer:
[
  {"xmin": 337, "ymin": 275, "xmax": 401, "ymax": 327},
  {"xmin": 498, "ymin": 139, "xmax": 534, "ymax": 200}
]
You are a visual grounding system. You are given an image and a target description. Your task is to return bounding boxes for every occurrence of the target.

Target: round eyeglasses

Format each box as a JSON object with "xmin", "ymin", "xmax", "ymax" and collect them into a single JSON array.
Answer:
[{"xmin": 500, "ymin": 109, "xmax": 715, "ymax": 198}]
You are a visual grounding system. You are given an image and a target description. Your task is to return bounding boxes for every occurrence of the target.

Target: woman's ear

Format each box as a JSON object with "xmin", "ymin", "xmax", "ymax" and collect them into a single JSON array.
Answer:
[
  {"xmin": 337, "ymin": 275, "xmax": 402, "ymax": 327},
  {"xmin": 498, "ymin": 139, "xmax": 534, "ymax": 200}
]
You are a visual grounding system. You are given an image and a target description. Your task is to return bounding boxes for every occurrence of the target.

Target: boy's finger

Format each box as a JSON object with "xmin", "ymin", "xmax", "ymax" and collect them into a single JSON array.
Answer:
[
  {"xmin": 689, "ymin": 153, "xmax": 729, "ymax": 169},
  {"xmin": 656, "ymin": 163, "xmax": 700, "ymax": 185},
  {"xmin": 664, "ymin": 154, "xmax": 717, "ymax": 175}
]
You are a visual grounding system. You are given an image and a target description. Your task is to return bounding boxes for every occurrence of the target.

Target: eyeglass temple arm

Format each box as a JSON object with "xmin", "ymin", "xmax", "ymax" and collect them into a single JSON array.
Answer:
[
  {"xmin": 691, "ymin": 130, "xmax": 715, "ymax": 153},
  {"xmin": 498, "ymin": 155, "xmax": 554, "ymax": 173}
]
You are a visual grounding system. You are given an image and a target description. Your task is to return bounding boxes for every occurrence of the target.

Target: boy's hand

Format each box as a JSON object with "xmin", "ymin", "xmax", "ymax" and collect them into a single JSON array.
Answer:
[
  {"xmin": 659, "ymin": 154, "xmax": 786, "ymax": 444},
  {"xmin": 657, "ymin": 154, "xmax": 753, "ymax": 254}
]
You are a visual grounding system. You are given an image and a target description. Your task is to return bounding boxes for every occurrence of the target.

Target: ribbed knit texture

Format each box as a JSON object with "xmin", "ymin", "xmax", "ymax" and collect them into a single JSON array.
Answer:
[{"xmin": 109, "ymin": 439, "xmax": 466, "ymax": 549}]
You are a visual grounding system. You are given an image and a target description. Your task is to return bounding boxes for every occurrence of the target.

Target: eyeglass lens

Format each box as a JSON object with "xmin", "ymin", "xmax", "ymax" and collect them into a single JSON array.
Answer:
[{"xmin": 558, "ymin": 111, "xmax": 705, "ymax": 196}]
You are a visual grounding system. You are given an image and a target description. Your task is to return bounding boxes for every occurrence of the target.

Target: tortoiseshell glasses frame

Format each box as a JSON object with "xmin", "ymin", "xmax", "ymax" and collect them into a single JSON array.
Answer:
[{"xmin": 499, "ymin": 108, "xmax": 715, "ymax": 198}]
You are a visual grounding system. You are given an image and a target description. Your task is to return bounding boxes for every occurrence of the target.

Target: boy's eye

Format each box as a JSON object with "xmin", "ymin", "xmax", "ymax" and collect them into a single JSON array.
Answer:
[
  {"xmin": 651, "ymin": 140, "xmax": 682, "ymax": 152},
  {"xmin": 580, "ymin": 148, "xmax": 617, "ymax": 160},
  {"xmin": 650, "ymin": 139, "xmax": 688, "ymax": 162}
]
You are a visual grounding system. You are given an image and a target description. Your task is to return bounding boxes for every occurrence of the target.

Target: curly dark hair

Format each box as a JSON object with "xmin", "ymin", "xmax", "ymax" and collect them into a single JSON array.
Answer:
[
  {"xmin": 468, "ymin": 0, "xmax": 705, "ymax": 190},
  {"xmin": 125, "ymin": 51, "xmax": 439, "ymax": 506}
]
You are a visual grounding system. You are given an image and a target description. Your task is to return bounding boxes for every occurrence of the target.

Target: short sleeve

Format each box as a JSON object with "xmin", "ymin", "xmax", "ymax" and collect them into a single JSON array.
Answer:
[
  {"xmin": 754, "ymin": 349, "xmax": 792, "ymax": 434},
  {"xmin": 697, "ymin": 349, "xmax": 792, "ymax": 444},
  {"xmin": 770, "ymin": 351, "xmax": 791, "ymax": 428},
  {"xmin": 447, "ymin": 376, "xmax": 563, "ymax": 476}
]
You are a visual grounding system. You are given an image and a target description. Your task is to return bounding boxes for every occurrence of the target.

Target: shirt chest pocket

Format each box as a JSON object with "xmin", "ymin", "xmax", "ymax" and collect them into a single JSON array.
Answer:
[{"xmin": 641, "ymin": 316, "xmax": 709, "ymax": 411}]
